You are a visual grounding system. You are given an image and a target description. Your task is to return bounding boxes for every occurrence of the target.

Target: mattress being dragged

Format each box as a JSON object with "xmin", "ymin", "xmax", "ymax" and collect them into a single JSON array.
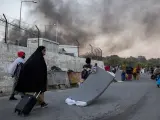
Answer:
[{"xmin": 65, "ymin": 67, "xmax": 115, "ymax": 107}]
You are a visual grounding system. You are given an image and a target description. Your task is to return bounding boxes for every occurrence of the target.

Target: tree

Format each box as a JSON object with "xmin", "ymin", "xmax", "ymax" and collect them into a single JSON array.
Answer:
[
  {"xmin": 103, "ymin": 55, "xmax": 160, "ymax": 68},
  {"xmin": 147, "ymin": 58, "xmax": 160, "ymax": 67},
  {"xmin": 104, "ymin": 55, "xmax": 122, "ymax": 66}
]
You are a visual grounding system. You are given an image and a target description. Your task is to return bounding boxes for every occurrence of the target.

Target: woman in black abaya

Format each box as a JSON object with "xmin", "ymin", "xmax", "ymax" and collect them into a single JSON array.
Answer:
[{"xmin": 15, "ymin": 46, "xmax": 48, "ymax": 107}]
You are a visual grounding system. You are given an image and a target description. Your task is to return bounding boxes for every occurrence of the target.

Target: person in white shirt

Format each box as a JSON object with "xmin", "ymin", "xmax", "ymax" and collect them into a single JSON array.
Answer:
[{"xmin": 8, "ymin": 51, "xmax": 25, "ymax": 100}]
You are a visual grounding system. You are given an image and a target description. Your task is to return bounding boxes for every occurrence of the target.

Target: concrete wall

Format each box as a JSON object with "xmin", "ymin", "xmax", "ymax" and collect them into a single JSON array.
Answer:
[
  {"xmin": 0, "ymin": 43, "xmax": 104, "ymax": 72},
  {"xmin": 0, "ymin": 43, "xmax": 104, "ymax": 92},
  {"xmin": 27, "ymin": 38, "xmax": 59, "ymax": 53},
  {"xmin": 59, "ymin": 45, "xmax": 78, "ymax": 57}
]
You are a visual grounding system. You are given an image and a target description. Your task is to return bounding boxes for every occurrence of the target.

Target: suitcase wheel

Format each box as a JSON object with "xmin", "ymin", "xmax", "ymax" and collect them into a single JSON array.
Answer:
[
  {"xmin": 16, "ymin": 110, "xmax": 23, "ymax": 116},
  {"xmin": 18, "ymin": 111, "xmax": 21, "ymax": 115},
  {"xmin": 157, "ymin": 85, "xmax": 160, "ymax": 88},
  {"xmin": 23, "ymin": 113, "xmax": 29, "ymax": 117},
  {"xmin": 14, "ymin": 109, "xmax": 20, "ymax": 114},
  {"xmin": 15, "ymin": 109, "xmax": 26, "ymax": 116}
]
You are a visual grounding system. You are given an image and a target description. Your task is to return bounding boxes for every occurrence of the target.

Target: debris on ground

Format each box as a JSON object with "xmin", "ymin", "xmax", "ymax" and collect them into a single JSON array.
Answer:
[{"xmin": 51, "ymin": 66, "xmax": 62, "ymax": 71}]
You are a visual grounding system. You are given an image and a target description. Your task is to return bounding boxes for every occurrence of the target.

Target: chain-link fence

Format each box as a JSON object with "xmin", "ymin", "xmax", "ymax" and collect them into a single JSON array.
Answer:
[
  {"xmin": 0, "ymin": 14, "xmax": 40, "ymax": 47},
  {"xmin": 0, "ymin": 14, "xmax": 102, "ymax": 60},
  {"xmin": 80, "ymin": 44, "xmax": 102, "ymax": 60},
  {"xmin": 0, "ymin": 15, "xmax": 6, "ymax": 42}
]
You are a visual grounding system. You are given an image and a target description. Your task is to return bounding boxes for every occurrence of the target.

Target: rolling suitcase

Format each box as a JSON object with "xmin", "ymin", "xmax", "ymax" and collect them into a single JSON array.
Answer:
[{"xmin": 15, "ymin": 91, "xmax": 41, "ymax": 116}]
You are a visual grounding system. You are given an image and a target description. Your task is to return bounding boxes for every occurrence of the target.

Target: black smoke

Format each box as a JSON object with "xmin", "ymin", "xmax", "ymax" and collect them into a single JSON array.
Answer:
[{"xmin": 28, "ymin": 0, "xmax": 160, "ymax": 57}]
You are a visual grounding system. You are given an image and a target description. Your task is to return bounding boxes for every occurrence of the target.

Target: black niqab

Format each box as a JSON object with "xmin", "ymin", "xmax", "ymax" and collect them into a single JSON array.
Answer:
[{"xmin": 15, "ymin": 46, "xmax": 47, "ymax": 92}]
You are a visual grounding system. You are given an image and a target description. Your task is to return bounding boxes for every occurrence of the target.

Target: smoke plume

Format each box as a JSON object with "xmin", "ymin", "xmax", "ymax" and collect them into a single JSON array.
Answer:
[{"xmin": 28, "ymin": 0, "xmax": 160, "ymax": 58}]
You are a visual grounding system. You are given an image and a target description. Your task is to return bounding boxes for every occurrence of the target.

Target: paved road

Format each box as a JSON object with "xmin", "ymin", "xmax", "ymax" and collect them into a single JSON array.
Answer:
[{"xmin": 0, "ymin": 73, "xmax": 158, "ymax": 120}]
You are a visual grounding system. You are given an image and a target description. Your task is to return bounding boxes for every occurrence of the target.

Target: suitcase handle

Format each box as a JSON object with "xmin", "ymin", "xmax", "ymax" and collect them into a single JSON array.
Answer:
[{"xmin": 33, "ymin": 91, "xmax": 41, "ymax": 99}]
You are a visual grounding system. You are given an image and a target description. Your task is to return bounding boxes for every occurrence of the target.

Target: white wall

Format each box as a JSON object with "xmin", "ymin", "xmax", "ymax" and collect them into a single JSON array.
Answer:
[
  {"xmin": 59, "ymin": 45, "xmax": 78, "ymax": 57},
  {"xmin": 43, "ymin": 40, "xmax": 59, "ymax": 53},
  {"xmin": 27, "ymin": 38, "xmax": 40, "ymax": 48},
  {"xmin": 27, "ymin": 38, "xmax": 59, "ymax": 53},
  {"xmin": 0, "ymin": 43, "xmax": 104, "ymax": 73}
]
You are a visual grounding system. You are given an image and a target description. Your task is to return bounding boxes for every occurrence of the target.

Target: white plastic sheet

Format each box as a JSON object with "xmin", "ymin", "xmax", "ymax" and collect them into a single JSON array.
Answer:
[{"xmin": 65, "ymin": 98, "xmax": 87, "ymax": 107}]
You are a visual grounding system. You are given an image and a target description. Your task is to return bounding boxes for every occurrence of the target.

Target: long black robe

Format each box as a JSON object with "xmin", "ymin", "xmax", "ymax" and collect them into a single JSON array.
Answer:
[{"xmin": 15, "ymin": 46, "xmax": 47, "ymax": 92}]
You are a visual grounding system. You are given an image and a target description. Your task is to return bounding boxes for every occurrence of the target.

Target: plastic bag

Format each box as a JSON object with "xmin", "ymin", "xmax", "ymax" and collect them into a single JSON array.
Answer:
[
  {"xmin": 65, "ymin": 98, "xmax": 87, "ymax": 107},
  {"xmin": 65, "ymin": 98, "xmax": 76, "ymax": 105},
  {"xmin": 7, "ymin": 63, "xmax": 15, "ymax": 75}
]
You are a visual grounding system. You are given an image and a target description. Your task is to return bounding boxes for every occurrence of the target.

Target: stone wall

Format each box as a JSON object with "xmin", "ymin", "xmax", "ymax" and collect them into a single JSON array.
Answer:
[
  {"xmin": 0, "ymin": 43, "xmax": 104, "ymax": 93},
  {"xmin": 0, "ymin": 43, "xmax": 104, "ymax": 72}
]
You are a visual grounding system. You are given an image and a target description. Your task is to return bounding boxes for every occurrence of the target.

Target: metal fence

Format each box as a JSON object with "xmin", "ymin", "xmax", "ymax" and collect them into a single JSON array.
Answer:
[
  {"xmin": 0, "ymin": 14, "xmax": 40, "ymax": 47},
  {"xmin": 80, "ymin": 44, "xmax": 102, "ymax": 60},
  {"xmin": 0, "ymin": 14, "xmax": 102, "ymax": 60}
]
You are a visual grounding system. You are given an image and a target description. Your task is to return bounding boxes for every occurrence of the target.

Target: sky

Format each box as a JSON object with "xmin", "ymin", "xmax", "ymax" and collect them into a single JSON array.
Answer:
[
  {"xmin": 0, "ymin": 0, "xmax": 36, "ymax": 42},
  {"xmin": 0, "ymin": 0, "xmax": 28, "ymax": 20}
]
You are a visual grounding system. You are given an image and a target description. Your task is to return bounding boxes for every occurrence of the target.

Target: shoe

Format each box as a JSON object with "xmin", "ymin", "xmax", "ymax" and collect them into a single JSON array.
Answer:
[
  {"xmin": 41, "ymin": 102, "xmax": 48, "ymax": 108},
  {"xmin": 9, "ymin": 97, "xmax": 18, "ymax": 100}
]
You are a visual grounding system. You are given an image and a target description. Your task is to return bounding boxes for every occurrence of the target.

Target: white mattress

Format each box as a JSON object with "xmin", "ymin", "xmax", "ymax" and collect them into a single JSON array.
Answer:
[{"xmin": 65, "ymin": 67, "xmax": 115, "ymax": 106}]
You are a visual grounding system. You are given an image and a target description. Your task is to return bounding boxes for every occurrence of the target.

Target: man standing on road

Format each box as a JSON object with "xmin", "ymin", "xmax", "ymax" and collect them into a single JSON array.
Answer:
[
  {"xmin": 80, "ymin": 58, "xmax": 92, "ymax": 86},
  {"xmin": 8, "ymin": 51, "xmax": 25, "ymax": 100},
  {"xmin": 136, "ymin": 64, "xmax": 141, "ymax": 80}
]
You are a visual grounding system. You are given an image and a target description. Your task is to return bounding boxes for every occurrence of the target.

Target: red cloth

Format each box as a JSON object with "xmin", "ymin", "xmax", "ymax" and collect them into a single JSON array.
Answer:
[
  {"xmin": 127, "ymin": 74, "xmax": 132, "ymax": 80},
  {"xmin": 105, "ymin": 66, "xmax": 110, "ymax": 71},
  {"xmin": 17, "ymin": 51, "xmax": 25, "ymax": 58}
]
